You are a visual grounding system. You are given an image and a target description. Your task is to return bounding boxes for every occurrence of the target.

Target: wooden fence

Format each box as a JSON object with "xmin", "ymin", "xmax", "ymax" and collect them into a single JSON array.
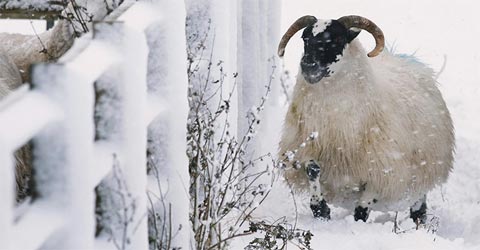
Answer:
[
  {"xmin": 0, "ymin": 0, "xmax": 61, "ymax": 29},
  {"xmin": 0, "ymin": 1, "xmax": 189, "ymax": 249}
]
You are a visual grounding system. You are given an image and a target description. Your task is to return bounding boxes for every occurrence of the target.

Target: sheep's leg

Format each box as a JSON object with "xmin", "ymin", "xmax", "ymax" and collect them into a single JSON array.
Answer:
[
  {"xmin": 306, "ymin": 160, "xmax": 330, "ymax": 219},
  {"xmin": 354, "ymin": 191, "xmax": 375, "ymax": 222},
  {"xmin": 354, "ymin": 206, "xmax": 370, "ymax": 222},
  {"xmin": 410, "ymin": 195, "xmax": 427, "ymax": 226}
]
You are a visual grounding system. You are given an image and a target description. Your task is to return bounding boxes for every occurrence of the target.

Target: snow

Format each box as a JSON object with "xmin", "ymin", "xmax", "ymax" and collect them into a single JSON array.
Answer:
[
  {"xmin": 30, "ymin": 63, "xmax": 96, "ymax": 249},
  {"xmin": 0, "ymin": 0, "xmax": 62, "ymax": 11},
  {"xmin": 94, "ymin": 12, "xmax": 152, "ymax": 249},
  {"xmin": 145, "ymin": 0, "xmax": 191, "ymax": 249},
  {"xmin": 0, "ymin": 1, "xmax": 159, "ymax": 248},
  {"xmin": 0, "ymin": 0, "xmax": 478, "ymax": 249},
  {"xmin": 91, "ymin": 3, "xmax": 173, "ymax": 249},
  {"xmin": 312, "ymin": 19, "xmax": 331, "ymax": 36},
  {"xmin": 0, "ymin": 149, "xmax": 13, "ymax": 249},
  {"xmin": 231, "ymin": 0, "xmax": 480, "ymax": 249},
  {"xmin": 238, "ymin": 0, "xmax": 262, "ymax": 142},
  {"xmin": 64, "ymin": 41, "xmax": 120, "ymax": 80},
  {"xmin": 11, "ymin": 201, "xmax": 65, "ymax": 250}
]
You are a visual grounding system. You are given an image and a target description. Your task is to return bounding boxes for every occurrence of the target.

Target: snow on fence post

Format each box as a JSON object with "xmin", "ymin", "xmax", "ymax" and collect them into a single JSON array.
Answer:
[
  {"xmin": 0, "ymin": 1, "xmax": 61, "ymax": 19},
  {"xmin": 94, "ymin": 20, "xmax": 150, "ymax": 249},
  {"xmin": 212, "ymin": 0, "xmax": 239, "ymax": 140},
  {"xmin": 144, "ymin": 0, "xmax": 191, "ymax": 248},
  {"xmin": 0, "ymin": 149, "xmax": 13, "ymax": 249},
  {"xmin": 266, "ymin": 0, "xmax": 281, "ymax": 106},
  {"xmin": 236, "ymin": 0, "xmax": 282, "ymax": 158},
  {"xmin": 259, "ymin": 0, "xmax": 269, "ymax": 98},
  {"xmin": 0, "ymin": 2, "xmax": 184, "ymax": 249},
  {"xmin": 185, "ymin": 0, "xmax": 238, "ymax": 122},
  {"xmin": 30, "ymin": 63, "xmax": 96, "ymax": 249},
  {"xmin": 258, "ymin": 0, "xmax": 282, "ymax": 154},
  {"xmin": 237, "ymin": 0, "xmax": 261, "ymax": 144}
]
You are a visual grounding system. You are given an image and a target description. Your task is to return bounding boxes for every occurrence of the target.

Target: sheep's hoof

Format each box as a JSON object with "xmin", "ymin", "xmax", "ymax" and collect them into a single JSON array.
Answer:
[
  {"xmin": 354, "ymin": 206, "xmax": 369, "ymax": 222},
  {"xmin": 311, "ymin": 199, "xmax": 330, "ymax": 220},
  {"xmin": 410, "ymin": 201, "xmax": 427, "ymax": 226}
]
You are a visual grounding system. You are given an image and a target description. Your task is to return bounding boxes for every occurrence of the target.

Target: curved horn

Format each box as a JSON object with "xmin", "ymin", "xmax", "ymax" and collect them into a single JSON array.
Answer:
[
  {"xmin": 337, "ymin": 15, "xmax": 385, "ymax": 57},
  {"xmin": 278, "ymin": 15, "xmax": 318, "ymax": 57}
]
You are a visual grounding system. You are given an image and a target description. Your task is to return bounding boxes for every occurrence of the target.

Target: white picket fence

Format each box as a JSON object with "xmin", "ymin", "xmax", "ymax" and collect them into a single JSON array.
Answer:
[{"xmin": 0, "ymin": 1, "xmax": 189, "ymax": 249}]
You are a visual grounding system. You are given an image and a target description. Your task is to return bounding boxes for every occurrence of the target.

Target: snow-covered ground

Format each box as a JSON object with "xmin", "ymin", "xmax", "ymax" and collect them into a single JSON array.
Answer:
[{"xmin": 236, "ymin": 1, "xmax": 480, "ymax": 249}]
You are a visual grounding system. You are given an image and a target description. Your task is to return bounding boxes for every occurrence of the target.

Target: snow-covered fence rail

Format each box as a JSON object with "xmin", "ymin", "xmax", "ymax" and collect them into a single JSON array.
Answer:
[
  {"xmin": 0, "ymin": 0, "xmax": 61, "ymax": 29},
  {"xmin": 0, "ymin": 0, "xmax": 61, "ymax": 20},
  {"xmin": 0, "ymin": 1, "xmax": 189, "ymax": 249}
]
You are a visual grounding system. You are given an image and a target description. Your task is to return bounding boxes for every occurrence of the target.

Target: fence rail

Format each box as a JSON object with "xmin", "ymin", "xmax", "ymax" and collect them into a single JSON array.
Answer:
[
  {"xmin": 0, "ymin": 0, "xmax": 61, "ymax": 10},
  {"xmin": 0, "ymin": 8, "xmax": 59, "ymax": 19},
  {"xmin": 0, "ymin": 2, "xmax": 187, "ymax": 249},
  {"xmin": 0, "ymin": 0, "xmax": 60, "ymax": 30}
]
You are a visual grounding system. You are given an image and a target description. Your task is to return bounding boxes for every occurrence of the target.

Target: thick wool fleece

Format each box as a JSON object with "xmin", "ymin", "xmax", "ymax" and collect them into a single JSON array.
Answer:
[{"xmin": 279, "ymin": 40, "xmax": 454, "ymax": 211}]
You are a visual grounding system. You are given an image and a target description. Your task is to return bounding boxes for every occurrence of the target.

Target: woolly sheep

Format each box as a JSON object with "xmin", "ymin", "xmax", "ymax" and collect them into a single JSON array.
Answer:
[
  {"xmin": 0, "ymin": 20, "xmax": 73, "ymax": 83},
  {"xmin": 0, "ymin": 0, "xmax": 115, "ymax": 83},
  {"xmin": 277, "ymin": 15, "xmax": 454, "ymax": 223},
  {"xmin": 0, "ymin": 0, "xmax": 115, "ymax": 201}
]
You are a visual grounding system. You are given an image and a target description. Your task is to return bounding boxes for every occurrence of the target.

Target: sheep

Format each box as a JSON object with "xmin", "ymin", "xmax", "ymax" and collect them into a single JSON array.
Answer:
[
  {"xmin": 0, "ymin": 19, "xmax": 73, "ymax": 83},
  {"xmin": 0, "ymin": 0, "xmax": 116, "ymax": 201},
  {"xmin": 277, "ymin": 15, "xmax": 454, "ymax": 223},
  {"xmin": 0, "ymin": 0, "xmax": 115, "ymax": 83}
]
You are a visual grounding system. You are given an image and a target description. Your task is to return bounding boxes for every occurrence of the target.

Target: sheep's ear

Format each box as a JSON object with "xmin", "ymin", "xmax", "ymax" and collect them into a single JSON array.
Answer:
[{"xmin": 347, "ymin": 29, "xmax": 360, "ymax": 43}]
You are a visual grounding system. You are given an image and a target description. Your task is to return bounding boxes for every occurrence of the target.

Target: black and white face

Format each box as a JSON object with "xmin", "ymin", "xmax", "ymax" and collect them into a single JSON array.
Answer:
[{"xmin": 300, "ymin": 19, "xmax": 360, "ymax": 84}]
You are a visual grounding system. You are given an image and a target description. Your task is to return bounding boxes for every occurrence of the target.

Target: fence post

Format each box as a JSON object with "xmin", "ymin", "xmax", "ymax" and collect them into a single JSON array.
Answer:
[
  {"xmin": 0, "ymin": 149, "xmax": 13, "ymax": 249},
  {"xmin": 30, "ymin": 63, "xmax": 96, "ymax": 249},
  {"xmin": 145, "ymin": 0, "xmax": 191, "ymax": 248},
  {"xmin": 94, "ymin": 21, "xmax": 149, "ymax": 250}
]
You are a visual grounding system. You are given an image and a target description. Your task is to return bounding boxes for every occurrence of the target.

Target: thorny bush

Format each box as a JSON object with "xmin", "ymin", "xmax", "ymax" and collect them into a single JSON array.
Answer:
[{"xmin": 184, "ymin": 16, "xmax": 315, "ymax": 249}]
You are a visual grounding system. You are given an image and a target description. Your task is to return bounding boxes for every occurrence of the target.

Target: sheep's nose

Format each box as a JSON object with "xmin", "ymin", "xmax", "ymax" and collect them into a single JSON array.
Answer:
[
  {"xmin": 301, "ymin": 57, "xmax": 317, "ymax": 67},
  {"xmin": 301, "ymin": 58, "xmax": 327, "ymax": 84},
  {"xmin": 300, "ymin": 60, "xmax": 320, "ymax": 74}
]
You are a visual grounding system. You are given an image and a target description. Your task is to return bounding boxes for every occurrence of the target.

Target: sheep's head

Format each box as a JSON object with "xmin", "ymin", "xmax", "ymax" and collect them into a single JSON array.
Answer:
[{"xmin": 278, "ymin": 15, "xmax": 385, "ymax": 84}]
